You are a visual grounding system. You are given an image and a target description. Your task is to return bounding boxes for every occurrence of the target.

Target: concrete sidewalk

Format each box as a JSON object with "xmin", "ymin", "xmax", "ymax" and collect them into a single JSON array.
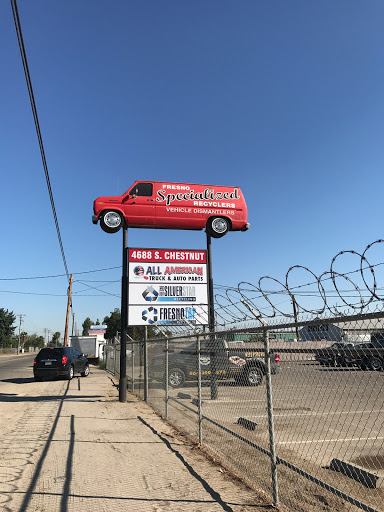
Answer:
[{"xmin": 4, "ymin": 367, "xmax": 273, "ymax": 512}]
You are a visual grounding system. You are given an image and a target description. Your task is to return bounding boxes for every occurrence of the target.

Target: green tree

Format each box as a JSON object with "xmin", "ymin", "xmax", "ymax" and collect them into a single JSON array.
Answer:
[
  {"xmin": 52, "ymin": 332, "xmax": 61, "ymax": 345},
  {"xmin": 0, "ymin": 308, "xmax": 16, "ymax": 347},
  {"xmin": 103, "ymin": 309, "xmax": 157, "ymax": 341},
  {"xmin": 25, "ymin": 334, "xmax": 45, "ymax": 349},
  {"xmin": 82, "ymin": 317, "xmax": 93, "ymax": 336},
  {"xmin": 103, "ymin": 309, "xmax": 121, "ymax": 340}
]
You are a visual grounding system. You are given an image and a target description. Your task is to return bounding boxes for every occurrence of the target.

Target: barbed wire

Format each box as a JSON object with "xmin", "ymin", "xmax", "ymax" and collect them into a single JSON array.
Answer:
[{"xmin": 211, "ymin": 239, "xmax": 384, "ymax": 326}]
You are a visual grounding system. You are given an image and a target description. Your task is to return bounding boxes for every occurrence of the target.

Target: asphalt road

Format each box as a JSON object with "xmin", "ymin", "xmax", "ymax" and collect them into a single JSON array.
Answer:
[
  {"xmin": 197, "ymin": 363, "xmax": 384, "ymax": 468},
  {"xmin": 0, "ymin": 353, "xmax": 36, "ymax": 386},
  {"xmin": 151, "ymin": 361, "xmax": 384, "ymax": 476}
]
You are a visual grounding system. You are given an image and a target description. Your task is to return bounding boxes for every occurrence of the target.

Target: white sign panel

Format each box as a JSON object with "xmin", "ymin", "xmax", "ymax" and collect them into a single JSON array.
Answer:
[
  {"xmin": 128, "ymin": 262, "xmax": 207, "ymax": 283},
  {"xmin": 128, "ymin": 248, "xmax": 208, "ymax": 326},
  {"xmin": 128, "ymin": 305, "xmax": 209, "ymax": 326},
  {"xmin": 129, "ymin": 283, "xmax": 208, "ymax": 305}
]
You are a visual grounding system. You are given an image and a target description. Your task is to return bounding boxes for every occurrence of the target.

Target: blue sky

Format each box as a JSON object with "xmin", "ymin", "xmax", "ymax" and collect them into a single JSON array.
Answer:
[{"xmin": 1, "ymin": 1, "xmax": 383, "ymax": 339}]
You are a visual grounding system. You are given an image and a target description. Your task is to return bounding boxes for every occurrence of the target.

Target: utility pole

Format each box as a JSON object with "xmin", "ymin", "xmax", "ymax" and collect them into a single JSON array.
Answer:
[
  {"xmin": 64, "ymin": 274, "xmax": 73, "ymax": 347},
  {"xmin": 17, "ymin": 314, "xmax": 25, "ymax": 354},
  {"xmin": 71, "ymin": 312, "xmax": 75, "ymax": 336}
]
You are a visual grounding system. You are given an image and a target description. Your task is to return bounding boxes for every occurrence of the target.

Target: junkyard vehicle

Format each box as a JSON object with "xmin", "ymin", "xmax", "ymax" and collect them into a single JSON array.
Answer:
[
  {"xmin": 315, "ymin": 342, "xmax": 358, "ymax": 367},
  {"xmin": 354, "ymin": 339, "xmax": 384, "ymax": 371},
  {"xmin": 149, "ymin": 338, "xmax": 280, "ymax": 388}
]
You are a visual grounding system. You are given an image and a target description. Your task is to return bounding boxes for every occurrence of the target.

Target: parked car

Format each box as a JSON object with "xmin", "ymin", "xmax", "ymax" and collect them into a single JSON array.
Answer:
[
  {"xmin": 315, "ymin": 342, "xmax": 358, "ymax": 367},
  {"xmin": 33, "ymin": 347, "xmax": 90, "ymax": 381},
  {"xmin": 149, "ymin": 338, "xmax": 280, "ymax": 388},
  {"xmin": 354, "ymin": 339, "xmax": 384, "ymax": 371},
  {"xmin": 92, "ymin": 180, "xmax": 250, "ymax": 238}
]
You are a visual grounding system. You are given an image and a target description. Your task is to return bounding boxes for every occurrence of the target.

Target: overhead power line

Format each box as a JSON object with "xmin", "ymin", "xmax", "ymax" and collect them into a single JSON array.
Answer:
[
  {"xmin": 0, "ymin": 266, "xmax": 121, "ymax": 281},
  {"xmin": 10, "ymin": 0, "xmax": 69, "ymax": 281}
]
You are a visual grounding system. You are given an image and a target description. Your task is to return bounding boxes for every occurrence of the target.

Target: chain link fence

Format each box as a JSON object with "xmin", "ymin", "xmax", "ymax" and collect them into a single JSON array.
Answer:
[{"xmin": 105, "ymin": 310, "xmax": 384, "ymax": 512}]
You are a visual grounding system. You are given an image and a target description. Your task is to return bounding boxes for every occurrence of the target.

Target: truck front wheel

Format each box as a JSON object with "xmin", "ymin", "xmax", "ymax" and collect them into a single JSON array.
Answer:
[
  {"xmin": 207, "ymin": 217, "xmax": 230, "ymax": 238},
  {"xmin": 100, "ymin": 211, "xmax": 124, "ymax": 234}
]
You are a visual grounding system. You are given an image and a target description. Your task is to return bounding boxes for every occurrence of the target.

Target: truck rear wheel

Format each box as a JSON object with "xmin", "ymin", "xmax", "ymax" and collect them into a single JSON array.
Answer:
[
  {"xmin": 100, "ymin": 211, "xmax": 123, "ymax": 234},
  {"xmin": 207, "ymin": 217, "xmax": 230, "ymax": 238},
  {"xmin": 370, "ymin": 357, "xmax": 383, "ymax": 371},
  {"xmin": 244, "ymin": 366, "xmax": 263, "ymax": 386}
]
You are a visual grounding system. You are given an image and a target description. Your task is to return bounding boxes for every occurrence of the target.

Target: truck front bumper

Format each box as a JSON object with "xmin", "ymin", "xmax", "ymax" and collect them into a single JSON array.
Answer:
[{"xmin": 92, "ymin": 215, "xmax": 98, "ymax": 224}]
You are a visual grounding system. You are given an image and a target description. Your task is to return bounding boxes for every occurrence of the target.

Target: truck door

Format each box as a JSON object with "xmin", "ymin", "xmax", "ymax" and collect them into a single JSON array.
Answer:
[
  {"xmin": 206, "ymin": 339, "xmax": 233, "ymax": 378},
  {"xmin": 122, "ymin": 182, "xmax": 155, "ymax": 227}
]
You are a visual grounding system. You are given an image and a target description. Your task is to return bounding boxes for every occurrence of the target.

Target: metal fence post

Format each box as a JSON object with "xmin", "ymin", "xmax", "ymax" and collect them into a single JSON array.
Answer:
[
  {"xmin": 197, "ymin": 334, "xmax": 202, "ymax": 445},
  {"xmin": 144, "ymin": 327, "xmax": 148, "ymax": 402},
  {"xmin": 165, "ymin": 337, "xmax": 169, "ymax": 419},
  {"xmin": 131, "ymin": 340, "xmax": 135, "ymax": 394},
  {"xmin": 264, "ymin": 328, "xmax": 279, "ymax": 506},
  {"xmin": 114, "ymin": 342, "xmax": 117, "ymax": 376}
]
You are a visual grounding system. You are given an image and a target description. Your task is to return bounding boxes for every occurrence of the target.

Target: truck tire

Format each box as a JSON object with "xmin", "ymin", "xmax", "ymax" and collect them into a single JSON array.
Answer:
[
  {"xmin": 369, "ymin": 357, "xmax": 383, "ymax": 371},
  {"xmin": 100, "ymin": 211, "xmax": 123, "ymax": 234},
  {"xmin": 244, "ymin": 366, "xmax": 263, "ymax": 386},
  {"xmin": 81, "ymin": 365, "xmax": 90, "ymax": 377},
  {"xmin": 168, "ymin": 368, "xmax": 185, "ymax": 388},
  {"xmin": 207, "ymin": 217, "xmax": 230, "ymax": 238}
]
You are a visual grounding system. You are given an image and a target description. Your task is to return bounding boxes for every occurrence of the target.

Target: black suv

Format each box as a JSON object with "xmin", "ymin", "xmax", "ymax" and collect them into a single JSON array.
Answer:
[{"xmin": 33, "ymin": 347, "xmax": 89, "ymax": 381}]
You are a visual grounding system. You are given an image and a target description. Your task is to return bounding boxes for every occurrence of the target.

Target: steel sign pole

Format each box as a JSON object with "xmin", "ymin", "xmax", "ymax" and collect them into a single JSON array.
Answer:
[
  {"xmin": 206, "ymin": 231, "xmax": 218, "ymax": 400},
  {"xmin": 119, "ymin": 227, "xmax": 128, "ymax": 402}
]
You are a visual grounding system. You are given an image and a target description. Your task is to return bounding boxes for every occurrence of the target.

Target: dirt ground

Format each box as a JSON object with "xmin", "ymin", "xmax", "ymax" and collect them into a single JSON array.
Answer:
[
  {"xmin": 0, "ymin": 359, "xmax": 375, "ymax": 512},
  {"xmin": 0, "ymin": 364, "xmax": 282, "ymax": 511}
]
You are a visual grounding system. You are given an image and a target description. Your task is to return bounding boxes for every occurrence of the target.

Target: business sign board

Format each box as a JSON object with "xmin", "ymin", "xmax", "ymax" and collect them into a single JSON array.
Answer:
[{"xmin": 128, "ymin": 248, "xmax": 208, "ymax": 326}]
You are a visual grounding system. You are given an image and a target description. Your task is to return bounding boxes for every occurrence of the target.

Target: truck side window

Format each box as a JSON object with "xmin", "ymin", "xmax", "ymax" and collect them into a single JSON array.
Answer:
[{"xmin": 129, "ymin": 183, "xmax": 153, "ymax": 197}]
